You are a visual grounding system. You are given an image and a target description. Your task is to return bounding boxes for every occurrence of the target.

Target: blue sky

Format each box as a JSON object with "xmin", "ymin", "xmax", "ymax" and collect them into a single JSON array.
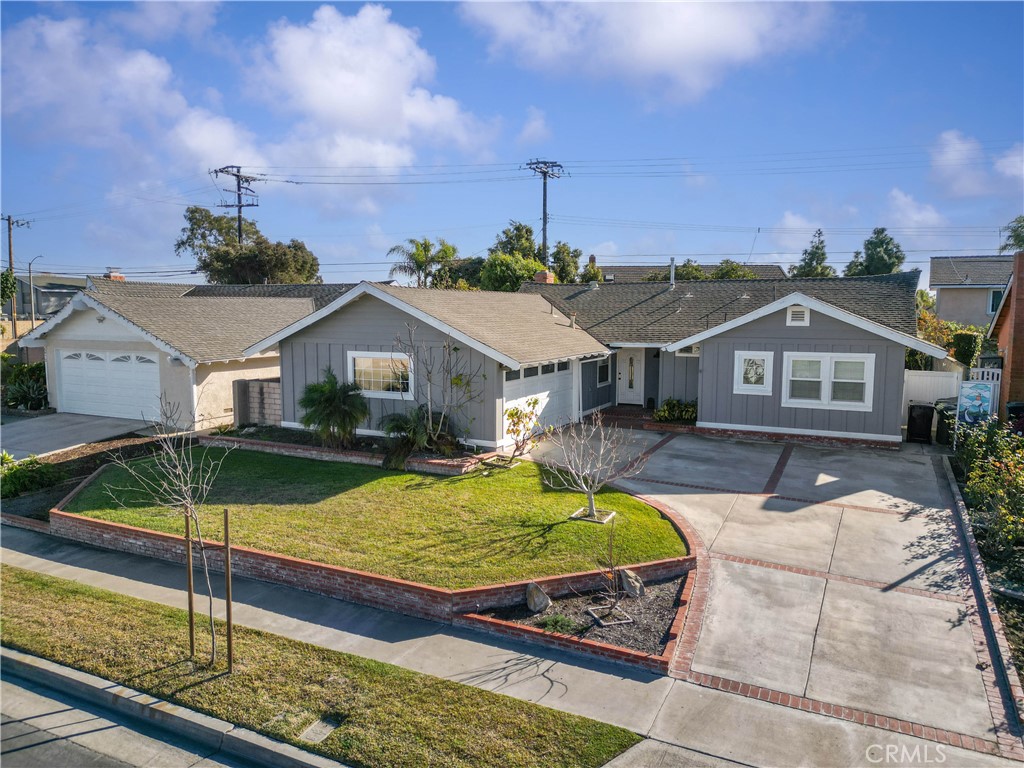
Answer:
[{"xmin": 2, "ymin": 1, "xmax": 1022, "ymax": 287}]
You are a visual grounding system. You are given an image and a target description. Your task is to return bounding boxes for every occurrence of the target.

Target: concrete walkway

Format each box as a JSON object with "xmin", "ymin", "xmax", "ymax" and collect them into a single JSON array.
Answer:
[
  {"xmin": 1, "ymin": 413, "xmax": 148, "ymax": 460},
  {"xmin": 1, "ymin": 526, "xmax": 1013, "ymax": 767}
]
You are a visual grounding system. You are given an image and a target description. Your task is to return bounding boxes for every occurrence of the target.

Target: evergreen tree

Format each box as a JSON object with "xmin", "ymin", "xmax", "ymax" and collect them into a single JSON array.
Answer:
[
  {"xmin": 789, "ymin": 229, "xmax": 836, "ymax": 277},
  {"xmin": 844, "ymin": 228, "xmax": 905, "ymax": 276}
]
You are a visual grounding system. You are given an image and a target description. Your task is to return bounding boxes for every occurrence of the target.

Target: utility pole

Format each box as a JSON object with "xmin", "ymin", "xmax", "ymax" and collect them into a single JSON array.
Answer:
[
  {"xmin": 525, "ymin": 160, "xmax": 564, "ymax": 265},
  {"xmin": 211, "ymin": 166, "xmax": 259, "ymax": 246},
  {"xmin": 3, "ymin": 215, "xmax": 31, "ymax": 340}
]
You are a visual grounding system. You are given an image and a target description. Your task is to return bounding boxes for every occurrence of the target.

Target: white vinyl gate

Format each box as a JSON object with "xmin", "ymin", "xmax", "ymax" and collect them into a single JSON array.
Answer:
[{"xmin": 902, "ymin": 370, "xmax": 961, "ymax": 425}]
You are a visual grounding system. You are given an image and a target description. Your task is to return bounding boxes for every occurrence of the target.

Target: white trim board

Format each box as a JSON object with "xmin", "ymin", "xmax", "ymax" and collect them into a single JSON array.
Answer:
[
  {"xmin": 696, "ymin": 421, "xmax": 902, "ymax": 444},
  {"xmin": 661, "ymin": 292, "xmax": 948, "ymax": 358},
  {"xmin": 19, "ymin": 292, "xmax": 199, "ymax": 368}
]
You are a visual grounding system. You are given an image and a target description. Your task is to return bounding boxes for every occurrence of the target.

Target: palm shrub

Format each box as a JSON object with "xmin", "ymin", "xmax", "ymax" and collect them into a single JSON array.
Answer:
[
  {"xmin": 379, "ymin": 404, "xmax": 458, "ymax": 468},
  {"xmin": 298, "ymin": 367, "xmax": 369, "ymax": 449}
]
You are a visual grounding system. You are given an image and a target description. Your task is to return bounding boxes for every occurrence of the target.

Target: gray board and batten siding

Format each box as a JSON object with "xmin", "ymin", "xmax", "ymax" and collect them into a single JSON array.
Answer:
[
  {"xmin": 581, "ymin": 355, "xmax": 616, "ymax": 413},
  {"xmin": 696, "ymin": 307, "xmax": 906, "ymax": 439},
  {"xmin": 279, "ymin": 294, "xmax": 504, "ymax": 444},
  {"xmin": 660, "ymin": 353, "xmax": 700, "ymax": 403}
]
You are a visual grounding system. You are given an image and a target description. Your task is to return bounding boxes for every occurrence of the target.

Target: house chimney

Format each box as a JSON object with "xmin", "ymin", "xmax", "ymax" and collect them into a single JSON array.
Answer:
[
  {"xmin": 105, "ymin": 268, "xmax": 125, "ymax": 282},
  {"xmin": 534, "ymin": 270, "xmax": 555, "ymax": 284},
  {"xmin": 589, "ymin": 254, "xmax": 597, "ymax": 266},
  {"xmin": 670, "ymin": 257, "xmax": 676, "ymax": 289}
]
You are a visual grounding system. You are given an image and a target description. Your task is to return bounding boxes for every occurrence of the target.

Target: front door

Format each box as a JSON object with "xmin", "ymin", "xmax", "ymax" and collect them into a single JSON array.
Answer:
[{"xmin": 616, "ymin": 348, "xmax": 645, "ymax": 405}]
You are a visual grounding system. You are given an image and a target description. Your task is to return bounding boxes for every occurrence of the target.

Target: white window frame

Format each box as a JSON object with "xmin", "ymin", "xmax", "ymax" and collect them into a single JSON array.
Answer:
[
  {"xmin": 989, "ymin": 288, "xmax": 1004, "ymax": 314},
  {"xmin": 787, "ymin": 306, "xmax": 811, "ymax": 327},
  {"xmin": 781, "ymin": 352, "xmax": 875, "ymax": 412},
  {"xmin": 733, "ymin": 351, "xmax": 774, "ymax": 396},
  {"xmin": 346, "ymin": 350, "xmax": 413, "ymax": 400},
  {"xmin": 597, "ymin": 360, "xmax": 610, "ymax": 385}
]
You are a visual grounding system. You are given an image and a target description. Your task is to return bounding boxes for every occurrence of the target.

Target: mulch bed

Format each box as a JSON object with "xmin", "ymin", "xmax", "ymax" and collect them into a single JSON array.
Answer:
[
  {"xmin": 482, "ymin": 574, "xmax": 686, "ymax": 656},
  {"xmin": 36, "ymin": 432, "xmax": 161, "ymax": 477},
  {"xmin": 229, "ymin": 425, "xmax": 385, "ymax": 453}
]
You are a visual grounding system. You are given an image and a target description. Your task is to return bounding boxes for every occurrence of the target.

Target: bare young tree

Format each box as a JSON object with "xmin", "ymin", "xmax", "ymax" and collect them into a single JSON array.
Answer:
[
  {"xmin": 541, "ymin": 412, "xmax": 650, "ymax": 521},
  {"xmin": 104, "ymin": 395, "xmax": 233, "ymax": 666},
  {"xmin": 394, "ymin": 324, "xmax": 484, "ymax": 444}
]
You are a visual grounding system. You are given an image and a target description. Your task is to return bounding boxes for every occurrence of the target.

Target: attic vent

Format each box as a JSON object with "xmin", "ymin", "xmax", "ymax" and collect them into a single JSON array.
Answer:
[{"xmin": 787, "ymin": 306, "xmax": 810, "ymax": 327}]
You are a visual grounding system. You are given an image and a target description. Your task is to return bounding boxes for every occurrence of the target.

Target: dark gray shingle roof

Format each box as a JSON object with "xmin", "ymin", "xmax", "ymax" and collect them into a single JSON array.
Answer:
[
  {"xmin": 371, "ymin": 284, "xmax": 607, "ymax": 365},
  {"xmin": 929, "ymin": 256, "xmax": 1012, "ymax": 287},
  {"xmin": 601, "ymin": 263, "xmax": 787, "ymax": 282},
  {"xmin": 88, "ymin": 277, "xmax": 355, "ymax": 309},
  {"xmin": 520, "ymin": 271, "xmax": 921, "ymax": 345}
]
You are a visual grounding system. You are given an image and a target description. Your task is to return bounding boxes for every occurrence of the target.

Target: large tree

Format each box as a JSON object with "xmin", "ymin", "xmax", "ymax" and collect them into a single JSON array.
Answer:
[
  {"xmin": 999, "ymin": 215, "xmax": 1024, "ymax": 253},
  {"xmin": 710, "ymin": 259, "xmax": 758, "ymax": 280},
  {"xmin": 175, "ymin": 206, "xmax": 319, "ymax": 284},
  {"xmin": 489, "ymin": 221, "xmax": 543, "ymax": 263},
  {"xmin": 844, "ymin": 227, "xmax": 905, "ymax": 276},
  {"xmin": 433, "ymin": 256, "xmax": 485, "ymax": 290},
  {"xmin": 480, "ymin": 252, "xmax": 546, "ymax": 292},
  {"xmin": 789, "ymin": 229, "xmax": 836, "ymax": 278},
  {"xmin": 387, "ymin": 237, "xmax": 457, "ymax": 288},
  {"xmin": 550, "ymin": 241, "xmax": 582, "ymax": 284}
]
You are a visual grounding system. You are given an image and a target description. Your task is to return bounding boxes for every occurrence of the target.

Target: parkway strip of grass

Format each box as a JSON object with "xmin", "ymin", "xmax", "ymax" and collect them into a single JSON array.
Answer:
[
  {"xmin": 1, "ymin": 565, "xmax": 640, "ymax": 768},
  {"xmin": 65, "ymin": 449, "xmax": 687, "ymax": 589}
]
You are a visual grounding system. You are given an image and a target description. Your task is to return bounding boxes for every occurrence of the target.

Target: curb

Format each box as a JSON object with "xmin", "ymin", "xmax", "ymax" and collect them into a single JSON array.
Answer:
[{"xmin": 1, "ymin": 647, "xmax": 349, "ymax": 768}]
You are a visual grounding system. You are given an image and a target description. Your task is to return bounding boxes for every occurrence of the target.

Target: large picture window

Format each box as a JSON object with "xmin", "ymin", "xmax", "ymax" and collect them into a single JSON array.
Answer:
[
  {"xmin": 782, "ymin": 352, "xmax": 874, "ymax": 411},
  {"xmin": 733, "ymin": 351, "xmax": 773, "ymax": 395},
  {"xmin": 347, "ymin": 351, "xmax": 412, "ymax": 399}
]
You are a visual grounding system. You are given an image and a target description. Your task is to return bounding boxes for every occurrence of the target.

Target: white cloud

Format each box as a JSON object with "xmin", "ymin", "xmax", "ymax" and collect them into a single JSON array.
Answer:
[
  {"xmin": 930, "ymin": 130, "xmax": 989, "ymax": 197},
  {"xmin": 772, "ymin": 211, "xmax": 820, "ymax": 251},
  {"xmin": 887, "ymin": 188, "xmax": 947, "ymax": 229},
  {"xmin": 994, "ymin": 143, "xmax": 1024, "ymax": 182},
  {"xmin": 588, "ymin": 241, "xmax": 619, "ymax": 258},
  {"xmin": 110, "ymin": 2, "xmax": 219, "ymax": 42},
  {"xmin": 460, "ymin": 2, "xmax": 831, "ymax": 100},
  {"xmin": 517, "ymin": 106, "xmax": 551, "ymax": 145}
]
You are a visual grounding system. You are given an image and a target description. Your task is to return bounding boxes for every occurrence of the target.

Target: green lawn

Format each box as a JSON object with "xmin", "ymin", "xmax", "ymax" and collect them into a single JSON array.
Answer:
[
  {"xmin": 1, "ymin": 566, "xmax": 640, "ymax": 768},
  {"xmin": 65, "ymin": 449, "xmax": 686, "ymax": 589}
]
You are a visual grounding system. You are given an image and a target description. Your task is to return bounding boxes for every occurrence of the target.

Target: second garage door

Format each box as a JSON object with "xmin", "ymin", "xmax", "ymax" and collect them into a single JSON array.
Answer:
[
  {"xmin": 502, "ymin": 360, "xmax": 575, "ymax": 444},
  {"xmin": 58, "ymin": 350, "xmax": 162, "ymax": 421}
]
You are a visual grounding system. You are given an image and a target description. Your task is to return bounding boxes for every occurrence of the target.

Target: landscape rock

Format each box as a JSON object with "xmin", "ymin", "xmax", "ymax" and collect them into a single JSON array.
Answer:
[
  {"xmin": 526, "ymin": 582, "xmax": 551, "ymax": 613},
  {"xmin": 619, "ymin": 568, "xmax": 645, "ymax": 598}
]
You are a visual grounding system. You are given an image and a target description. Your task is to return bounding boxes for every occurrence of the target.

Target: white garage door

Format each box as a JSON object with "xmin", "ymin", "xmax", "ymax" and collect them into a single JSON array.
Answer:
[
  {"xmin": 502, "ymin": 360, "xmax": 575, "ymax": 443},
  {"xmin": 58, "ymin": 350, "xmax": 162, "ymax": 421}
]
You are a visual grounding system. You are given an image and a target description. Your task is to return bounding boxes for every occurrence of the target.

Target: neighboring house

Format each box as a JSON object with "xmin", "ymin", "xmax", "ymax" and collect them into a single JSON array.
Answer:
[
  {"xmin": 598, "ymin": 261, "xmax": 787, "ymax": 282},
  {"xmin": 987, "ymin": 252, "xmax": 1024, "ymax": 418},
  {"xmin": 245, "ymin": 283, "xmax": 608, "ymax": 448},
  {"xmin": 522, "ymin": 270, "xmax": 947, "ymax": 446},
  {"xmin": 2, "ymin": 273, "xmax": 88, "ymax": 319},
  {"xmin": 250, "ymin": 271, "xmax": 947, "ymax": 449},
  {"xmin": 929, "ymin": 255, "xmax": 1013, "ymax": 327},
  {"xmin": 19, "ymin": 278, "xmax": 353, "ymax": 428}
]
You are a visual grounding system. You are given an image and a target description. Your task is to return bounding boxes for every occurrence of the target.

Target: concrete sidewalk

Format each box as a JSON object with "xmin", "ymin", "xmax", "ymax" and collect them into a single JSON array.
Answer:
[{"xmin": 1, "ymin": 527, "xmax": 1013, "ymax": 767}]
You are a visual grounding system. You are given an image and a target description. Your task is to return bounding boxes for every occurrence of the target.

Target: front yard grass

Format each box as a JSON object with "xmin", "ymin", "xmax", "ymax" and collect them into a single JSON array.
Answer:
[
  {"xmin": 1, "ymin": 565, "xmax": 640, "ymax": 768},
  {"xmin": 64, "ymin": 449, "xmax": 687, "ymax": 589}
]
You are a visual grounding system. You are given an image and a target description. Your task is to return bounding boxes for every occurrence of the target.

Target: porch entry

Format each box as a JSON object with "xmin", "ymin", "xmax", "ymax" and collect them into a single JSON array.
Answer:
[{"xmin": 616, "ymin": 347, "xmax": 645, "ymax": 405}]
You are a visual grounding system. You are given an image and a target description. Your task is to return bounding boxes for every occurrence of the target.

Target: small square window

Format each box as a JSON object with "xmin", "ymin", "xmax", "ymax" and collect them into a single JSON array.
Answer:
[
  {"xmin": 557, "ymin": 361, "xmax": 570, "ymax": 372},
  {"xmin": 732, "ymin": 351, "xmax": 773, "ymax": 396},
  {"xmin": 524, "ymin": 366, "xmax": 539, "ymax": 378},
  {"xmin": 597, "ymin": 361, "xmax": 610, "ymax": 384},
  {"xmin": 787, "ymin": 306, "xmax": 810, "ymax": 327},
  {"xmin": 541, "ymin": 363, "xmax": 555, "ymax": 375}
]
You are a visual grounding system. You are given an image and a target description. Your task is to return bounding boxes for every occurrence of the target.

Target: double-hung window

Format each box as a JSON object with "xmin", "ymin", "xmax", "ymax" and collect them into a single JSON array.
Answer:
[
  {"xmin": 733, "ymin": 351, "xmax": 773, "ymax": 395},
  {"xmin": 781, "ymin": 352, "xmax": 874, "ymax": 412},
  {"xmin": 347, "ymin": 351, "xmax": 412, "ymax": 400}
]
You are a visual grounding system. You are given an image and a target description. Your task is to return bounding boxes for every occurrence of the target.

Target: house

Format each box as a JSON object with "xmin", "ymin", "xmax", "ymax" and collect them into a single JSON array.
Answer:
[
  {"xmin": 250, "ymin": 270, "xmax": 947, "ymax": 449},
  {"xmin": 2, "ymin": 272, "xmax": 88, "ymax": 320},
  {"xmin": 19, "ymin": 277, "xmax": 354, "ymax": 428},
  {"xmin": 522, "ymin": 270, "xmax": 947, "ymax": 446},
  {"xmin": 987, "ymin": 251, "xmax": 1024, "ymax": 419},
  {"xmin": 596, "ymin": 259, "xmax": 787, "ymax": 283},
  {"xmin": 245, "ymin": 282, "xmax": 608, "ymax": 448},
  {"xmin": 929, "ymin": 255, "xmax": 1013, "ymax": 327}
]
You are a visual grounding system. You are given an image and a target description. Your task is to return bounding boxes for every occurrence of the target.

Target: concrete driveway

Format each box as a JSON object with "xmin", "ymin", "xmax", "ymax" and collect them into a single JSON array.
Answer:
[
  {"xmin": 619, "ymin": 433, "xmax": 1007, "ymax": 746},
  {"xmin": 1, "ymin": 413, "xmax": 149, "ymax": 460}
]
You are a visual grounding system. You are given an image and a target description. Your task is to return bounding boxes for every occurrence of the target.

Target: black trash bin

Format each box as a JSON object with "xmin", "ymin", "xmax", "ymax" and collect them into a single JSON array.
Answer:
[
  {"xmin": 934, "ymin": 397, "xmax": 959, "ymax": 446},
  {"xmin": 907, "ymin": 402, "xmax": 935, "ymax": 444},
  {"xmin": 1008, "ymin": 402, "xmax": 1024, "ymax": 420}
]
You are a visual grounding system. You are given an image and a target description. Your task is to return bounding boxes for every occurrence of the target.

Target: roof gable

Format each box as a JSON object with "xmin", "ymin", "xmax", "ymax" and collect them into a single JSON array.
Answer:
[
  {"xmin": 245, "ymin": 282, "xmax": 608, "ymax": 367},
  {"xmin": 663, "ymin": 292, "xmax": 947, "ymax": 357}
]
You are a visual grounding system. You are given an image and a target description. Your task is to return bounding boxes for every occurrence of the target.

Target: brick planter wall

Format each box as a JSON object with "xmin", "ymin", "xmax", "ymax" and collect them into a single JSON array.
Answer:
[{"xmin": 642, "ymin": 421, "xmax": 900, "ymax": 451}]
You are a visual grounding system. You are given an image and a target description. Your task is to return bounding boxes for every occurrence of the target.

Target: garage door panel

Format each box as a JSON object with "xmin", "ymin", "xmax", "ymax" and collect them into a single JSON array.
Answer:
[
  {"xmin": 59, "ymin": 349, "xmax": 162, "ymax": 421},
  {"xmin": 502, "ymin": 363, "xmax": 575, "ymax": 443}
]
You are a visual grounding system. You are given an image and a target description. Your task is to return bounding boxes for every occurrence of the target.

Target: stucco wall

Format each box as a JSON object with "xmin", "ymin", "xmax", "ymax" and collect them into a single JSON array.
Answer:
[
  {"xmin": 935, "ymin": 287, "xmax": 999, "ymax": 328},
  {"xmin": 194, "ymin": 356, "xmax": 281, "ymax": 429},
  {"xmin": 698, "ymin": 308, "xmax": 907, "ymax": 439},
  {"xmin": 279, "ymin": 294, "xmax": 503, "ymax": 445}
]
